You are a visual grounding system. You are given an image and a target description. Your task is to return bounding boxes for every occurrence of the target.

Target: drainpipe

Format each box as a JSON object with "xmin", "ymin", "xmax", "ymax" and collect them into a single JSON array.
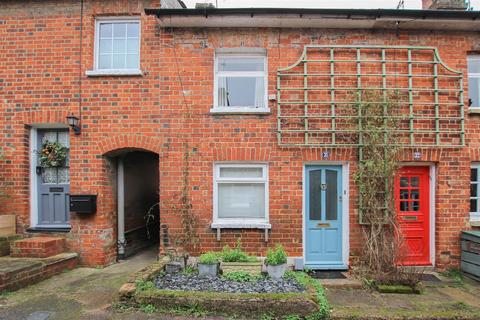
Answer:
[{"xmin": 117, "ymin": 157, "xmax": 126, "ymax": 259}]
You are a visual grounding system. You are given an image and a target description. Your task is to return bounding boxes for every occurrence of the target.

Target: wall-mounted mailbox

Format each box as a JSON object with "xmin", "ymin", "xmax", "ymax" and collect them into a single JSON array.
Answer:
[{"xmin": 70, "ymin": 195, "xmax": 97, "ymax": 214}]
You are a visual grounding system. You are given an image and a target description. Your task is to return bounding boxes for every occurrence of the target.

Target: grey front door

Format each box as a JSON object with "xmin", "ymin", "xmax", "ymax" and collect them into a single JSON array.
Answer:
[{"xmin": 37, "ymin": 129, "xmax": 70, "ymax": 228}]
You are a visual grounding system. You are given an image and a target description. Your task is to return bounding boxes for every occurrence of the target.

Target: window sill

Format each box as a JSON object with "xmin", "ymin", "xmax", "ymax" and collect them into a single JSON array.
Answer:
[
  {"xmin": 211, "ymin": 222, "xmax": 271, "ymax": 229},
  {"xmin": 470, "ymin": 213, "xmax": 480, "ymax": 226},
  {"xmin": 468, "ymin": 108, "xmax": 480, "ymax": 115},
  {"xmin": 85, "ymin": 69, "xmax": 143, "ymax": 77},
  {"xmin": 210, "ymin": 107, "xmax": 271, "ymax": 115}
]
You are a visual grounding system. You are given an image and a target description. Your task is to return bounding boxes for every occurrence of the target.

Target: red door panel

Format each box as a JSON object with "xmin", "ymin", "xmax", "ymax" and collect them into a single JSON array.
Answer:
[{"xmin": 395, "ymin": 166, "xmax": 431, "ymax": 266}]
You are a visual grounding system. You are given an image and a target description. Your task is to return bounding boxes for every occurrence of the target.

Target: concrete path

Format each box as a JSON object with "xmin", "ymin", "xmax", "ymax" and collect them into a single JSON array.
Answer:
[
  {"xmin": 1, "ymin": 249, "xmax": 479, "ymax": 320},
  {"xmin": 326, "ymin": 277, "xmax": 480, "ymax": 319},
  {"xmin": 0, "ymin": 248, "xmax": 182, "ymax": 320}
]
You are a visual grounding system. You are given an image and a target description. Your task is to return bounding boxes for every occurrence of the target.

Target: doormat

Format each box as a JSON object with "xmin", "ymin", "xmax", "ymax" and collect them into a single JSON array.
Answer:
[
  {"xmin": 420, "ymin": 273, "xmax": 442, "ymax": 282},
  {"xmin": 309, "ymin": 271, "xmax": 347, "ymax": 279}
]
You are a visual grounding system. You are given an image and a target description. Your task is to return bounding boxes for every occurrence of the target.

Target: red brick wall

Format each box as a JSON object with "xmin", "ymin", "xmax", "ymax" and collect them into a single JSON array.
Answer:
[{"xmin": 0, "ymin": 0, "xmax": 479, "ymax": 268}]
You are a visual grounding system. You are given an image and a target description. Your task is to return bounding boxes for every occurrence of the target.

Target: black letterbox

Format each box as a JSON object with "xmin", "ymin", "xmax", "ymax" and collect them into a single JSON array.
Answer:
[{"xmin": 70, "ymin": 195, "xmax": 97, "ymax": 214}]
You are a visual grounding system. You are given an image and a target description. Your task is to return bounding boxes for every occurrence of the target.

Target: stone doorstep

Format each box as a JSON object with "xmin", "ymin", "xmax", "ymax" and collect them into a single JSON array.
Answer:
[
  {"xmin": 0, "ymin": 252, "xmax": 78, "ymax": 292},
  {"xmin": 317, "ymin": 273, "xmax": 363, "ymax": 289}
]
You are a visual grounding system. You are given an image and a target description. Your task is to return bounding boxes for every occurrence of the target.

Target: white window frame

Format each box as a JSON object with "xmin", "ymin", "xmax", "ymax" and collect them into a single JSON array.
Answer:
[
  {"xmin": 86, "ymin": 17, "xmax": 143, "ymax": 77},
  {"xmin": 211, "ymin": 51, "xmax": 270, "ymax": 114},
  {"xmin": 470, "ymin": 163, "xmax": 480, "ymax": 222},
  {"xmin": 467, "ymin": 55, "xmax": 480, "ymax": 109},
  {"xmin": 212, "ymin": 163, "xmax": 270, "ymax": 229}
]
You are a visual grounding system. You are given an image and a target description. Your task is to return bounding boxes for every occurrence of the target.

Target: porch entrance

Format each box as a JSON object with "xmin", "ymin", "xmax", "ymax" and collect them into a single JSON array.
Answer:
[
  {"xmin": 395, "ymin": 166, "xmax": 431, "ymax": 266},
  {"xmin": 115, "ymin": 151, "xmax": 159, "ymax": 259}
]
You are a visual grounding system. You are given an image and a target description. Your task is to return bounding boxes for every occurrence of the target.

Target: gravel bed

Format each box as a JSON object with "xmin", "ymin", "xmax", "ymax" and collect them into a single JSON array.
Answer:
[{"xmin": 155, "ymin": 273, "xmax": 306, "ymax": 294}]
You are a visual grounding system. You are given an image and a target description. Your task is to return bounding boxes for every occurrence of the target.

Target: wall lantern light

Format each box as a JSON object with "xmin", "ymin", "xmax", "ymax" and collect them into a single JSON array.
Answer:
[{"xmin": 66, "ymin": 114, "xmax": 81, "ymax": 135}]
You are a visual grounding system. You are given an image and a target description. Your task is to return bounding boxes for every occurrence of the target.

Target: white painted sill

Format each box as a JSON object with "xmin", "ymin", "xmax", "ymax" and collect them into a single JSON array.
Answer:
[
  {"xmin": 85, "ymin": 69, "xmax": 143, "ymax": 77},
  {"xmin": 470, "ymin": 213, "xmax": 480, "ymax": 226},
  {"xmin": 211, "ymin": 222, "xmax": 272, "ymax": 229},
  {"xmin": 210, "ymin": 107, "xmax": 271, "ymax": 115}
]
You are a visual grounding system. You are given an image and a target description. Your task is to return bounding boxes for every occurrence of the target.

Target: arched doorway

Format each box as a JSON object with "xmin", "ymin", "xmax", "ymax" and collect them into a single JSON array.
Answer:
[{"xmin": 113, "ymin": 150, "xmax": 159, "ymax": 259}]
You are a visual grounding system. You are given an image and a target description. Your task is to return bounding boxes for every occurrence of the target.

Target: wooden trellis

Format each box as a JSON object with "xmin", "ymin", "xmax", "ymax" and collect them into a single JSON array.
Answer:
[{"xmin": 277, "ymin": 45, "xmax": 465, "ymax": 148}]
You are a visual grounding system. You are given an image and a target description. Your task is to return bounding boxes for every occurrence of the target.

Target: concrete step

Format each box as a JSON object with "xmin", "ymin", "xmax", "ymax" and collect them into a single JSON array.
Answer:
[
  {"xmin": 10, "ymin": 236, "xmax": 65, "ymax": 258},
  {"xmin": 0, "ymin": 252, "xmax": 78, "ymax": 292}
]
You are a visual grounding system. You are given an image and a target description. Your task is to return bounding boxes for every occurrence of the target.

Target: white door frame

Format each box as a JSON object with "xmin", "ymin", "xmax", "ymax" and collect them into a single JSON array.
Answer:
[
  {"xmin": 302, "ymin": 161, "xmax": 350, "ymax": 269},
  {"xmin": 29, "ymin": 124, "xmax": 69, "ymax": 228},
  {"xmin": 399, "ymin": 162, "xmax": 436, "ymax": 266}
]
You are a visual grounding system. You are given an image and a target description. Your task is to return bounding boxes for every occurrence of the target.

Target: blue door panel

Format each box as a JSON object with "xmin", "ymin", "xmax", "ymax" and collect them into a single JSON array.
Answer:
[{"xmin": 305, "ymin": 165, "xmax": 344, "ymax": 269}]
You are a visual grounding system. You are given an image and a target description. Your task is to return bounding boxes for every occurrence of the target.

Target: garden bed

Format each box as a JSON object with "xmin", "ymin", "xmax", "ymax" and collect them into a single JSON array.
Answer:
[
  {"xmin": 120, "ymin": 262, "xmax": 329, "ymax": 318},
  {"xmin": 155, "ymin": 273, "xmax": 305, "ymax": 294}
]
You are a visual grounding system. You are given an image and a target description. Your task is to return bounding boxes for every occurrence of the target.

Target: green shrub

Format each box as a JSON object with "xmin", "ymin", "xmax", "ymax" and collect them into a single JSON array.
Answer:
[
  {"xmin": 265, "ymin": 244, "xmax": 287, "ymax": 266},
  {"xmin": 139, "ymin": 303, "xmax": 157, "ymax": 314},
  {"xmin": 135, "ymin": 279, "xmax": 155, "ymax": 292},
  {"xmin": 221, "ymin": 240, "xmax": 258, "ymax": 263},
  {"xmin": 223, "ymin": 271, "xmax": 261, "ymax": 282},
  {"xmin": 198, "ymin": 252, "xmax": 220, "ymax": 265}
]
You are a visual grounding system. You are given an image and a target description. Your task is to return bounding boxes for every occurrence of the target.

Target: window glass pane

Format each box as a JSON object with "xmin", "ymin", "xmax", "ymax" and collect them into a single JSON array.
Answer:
[
  {"xmin": 471, "ymin": 199, "xmax": 477, "ymax": 213},
  {"xmin": 400, "ymin": 177, "xmax": 409, "ymax": 187},
  {"xmin": 309, "ymin": 170, "xmax": 322, "ymax": 221},
  {"xmin": 126, "ymin": 23, "xmax": 139, "ymax": 38},
  {"xmin": 99, "ymin": 39, "xmax": 112, "ymax": 54},
  {"xmin": 400, "ymin": 201, "xmax": 409, "ymax": 212},
  {"xmin": 411, "ymin": 189, "xmax": 419, "ymax": 200},
  {"xmin": 218, "ymin": 183, "xmax": 265, "ymax": 218},
  {"xmin": 468, "ymin": 56, "xmax": 480, "ymax": 73},
  {"xmin": 471, "ymin": 183, "xmax": 477, "ymax": 197},
  {"xmin": 400, "ymin": 189, "xmax": 408, "ymax": 199},
  {"xmin": 325, "ymin": 170, "xmax": 338, "ymax": 221},
  {"xmin": 412, "ymin": 201, "xmax": 419, "ymax": 211},
  {"xmin": 113, "ymin": 39, "xmax": 126, "ymax": 54},
  {"xmin": 58, "ymin": 168, "xmax": 70, "ymax": 184},
  {"xmin": 219, "ymin": 167, "xmax": 263, "ymax": 178},
  {"xmin": 468, "ymin": 77, "xmax": 480, "ymax": 108},
  {"xmin": 42, "ymin": 168, "xmax": 57, "ymax": 184},
  {"xmin": 98, "ymin": 54, "xmax": 111, "ymax": 69},
  {"xmin": 218, "ymin": 58, "xmax": 264, "ymax": 72},
  {"xmin": 99, "ymin": 23, "xmax": 112, "ymax": 38},
  {"xmin": 112, "ymin": 54, "xmax": 125, "ymax": 69},
  {"xmin": 218, "ymin": 76, "xmax": 264, "ymax": 107},
  {"xmin": 410, "ymin": 177, "xmax": 419, "ymax": 187},
  {"xmin": 126, "ymin": 39, "xmax": 139, "ymax": 54},
  {"xmin": 471, "ymin": 168, "xmax": 478, "ymax": 182},
  {"xmin": 126, "ymin": 54, "xmax": 139, "ymax": 69},
  {"xmin": 113, "ymin": 23, "xmax": 126, "ymax": 38}
]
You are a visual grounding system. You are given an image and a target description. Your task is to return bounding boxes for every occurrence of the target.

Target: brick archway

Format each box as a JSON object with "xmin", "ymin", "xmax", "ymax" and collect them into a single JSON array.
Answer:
[{"xmin": 97, "ymin": 135, "xmax": 162, "ymax": 156}]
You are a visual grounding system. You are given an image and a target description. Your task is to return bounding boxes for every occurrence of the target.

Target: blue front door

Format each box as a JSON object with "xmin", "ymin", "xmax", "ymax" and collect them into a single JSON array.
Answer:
[{"xmin": 305, "ymin": 165, "xmax": 345, "ymax": 269}]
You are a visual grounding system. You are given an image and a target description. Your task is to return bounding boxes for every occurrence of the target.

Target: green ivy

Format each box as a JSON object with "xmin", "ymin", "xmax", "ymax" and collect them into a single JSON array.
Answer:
[{"xmin": 285, "ymin": 271, "xmax": 330, "ymax": 319}]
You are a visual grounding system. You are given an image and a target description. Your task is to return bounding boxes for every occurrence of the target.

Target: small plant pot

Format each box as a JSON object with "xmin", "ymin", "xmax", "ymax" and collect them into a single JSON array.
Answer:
[
  {"xmin": 221, "ymin": 262, "xmax": 263, "ymax": 276},
  {"xmin": 266, "ymin": 263, "xmax": 287, "ymax": 279},
  {"xmin": 198, "ymin": 263, "xmax": 219, "ymax": 277}
]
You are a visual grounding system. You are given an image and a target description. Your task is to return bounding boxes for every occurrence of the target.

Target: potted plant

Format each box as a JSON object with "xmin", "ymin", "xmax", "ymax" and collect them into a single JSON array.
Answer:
[
  {"xmin": 220, "ymin": 240, "xmax": 262, "ymax": 276},
  {"xmin": 265, "ymin": 244, "xmax": 288, "ymax": 279},
  {"xmin": 198, "ymin": 252, "xmax": 220, "ymax": 277}
]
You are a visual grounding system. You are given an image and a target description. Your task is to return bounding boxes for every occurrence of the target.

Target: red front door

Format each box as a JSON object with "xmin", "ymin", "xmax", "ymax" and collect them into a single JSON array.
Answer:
[{"xmin": 395, "ymin": 166, "xmax": 431, "ymax": 266}]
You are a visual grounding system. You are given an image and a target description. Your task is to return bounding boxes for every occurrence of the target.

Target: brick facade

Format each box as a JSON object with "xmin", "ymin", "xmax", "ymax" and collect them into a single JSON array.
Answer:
[{"xmin": 0, "ymin": 0, "xmax": 479, "ymax": 268}]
